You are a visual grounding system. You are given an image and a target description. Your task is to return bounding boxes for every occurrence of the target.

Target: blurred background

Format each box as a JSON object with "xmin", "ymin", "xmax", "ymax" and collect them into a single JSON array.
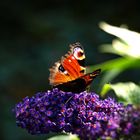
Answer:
[{"xmin": 1, "ymin": 0, "xmax": 140, "ymax": 140}]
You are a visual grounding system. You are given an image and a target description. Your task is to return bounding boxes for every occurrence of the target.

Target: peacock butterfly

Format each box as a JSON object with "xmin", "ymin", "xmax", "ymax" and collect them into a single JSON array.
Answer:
[{"xmin": 49, "ymin": 42, "xmax": 101, "ymax": 93}]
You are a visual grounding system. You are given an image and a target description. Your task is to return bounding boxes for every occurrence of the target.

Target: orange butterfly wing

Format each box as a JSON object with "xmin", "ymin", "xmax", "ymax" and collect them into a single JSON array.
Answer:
[{"xmin": 49, "ymin": 43, "xmax": 86, "ymax": 86}]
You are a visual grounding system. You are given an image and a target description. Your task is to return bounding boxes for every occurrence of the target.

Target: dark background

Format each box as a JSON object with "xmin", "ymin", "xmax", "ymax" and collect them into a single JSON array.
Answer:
[{"xmin": 1, "ymin": 0, "xmax": 140, "ymax": 140}]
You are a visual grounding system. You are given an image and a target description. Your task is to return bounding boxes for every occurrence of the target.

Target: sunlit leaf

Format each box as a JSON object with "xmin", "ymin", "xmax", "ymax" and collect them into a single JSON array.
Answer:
[
  {"xmin": 110, "ymin": 82, "xmax": 140, "ymax": 106},
  {"xmin": 100, "ymin": 39, "xmax": 130, "ymax": 57},
  {"xmin": 99, "ymin": 22, "xmax": 140, "ymax": 58},
  {"xmin": 100, "ymin": 83, "xmax": 111, "ymax": 97},
  {"xmin": 48, "ymin": 134, "xmax": 79, "ymax": 140}
]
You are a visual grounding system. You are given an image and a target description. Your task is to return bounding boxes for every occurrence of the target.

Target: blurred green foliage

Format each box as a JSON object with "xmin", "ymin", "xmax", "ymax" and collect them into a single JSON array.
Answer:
[
  {"xmin": 1, "ymin": 0, "xmax": 140, "ymax": 140},
  {"xmin": 109, "ymin": 82, "xmax": 140, "ymax": 106},
  {"xmin": 96, "ymin": 23, "xmax": 140, "ymax": 107}
]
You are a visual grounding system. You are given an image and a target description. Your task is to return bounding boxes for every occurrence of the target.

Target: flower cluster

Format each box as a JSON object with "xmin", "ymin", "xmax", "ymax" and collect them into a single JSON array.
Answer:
[{"xmin": 14, "ymin": 88, "xmax": 140, "ymax": 140}]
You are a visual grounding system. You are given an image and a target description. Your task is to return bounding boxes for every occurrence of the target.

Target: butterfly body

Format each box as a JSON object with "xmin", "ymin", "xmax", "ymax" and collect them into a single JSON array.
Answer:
[{"xmin": 49, "ymin": 42, "xmax": 101, "ymax": 93}]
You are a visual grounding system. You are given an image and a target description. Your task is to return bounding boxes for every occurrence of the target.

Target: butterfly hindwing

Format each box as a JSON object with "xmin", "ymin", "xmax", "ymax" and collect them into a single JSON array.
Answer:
[{"xmin": 54, "ymin": 69, "xmax": 101, "ymax": 93}]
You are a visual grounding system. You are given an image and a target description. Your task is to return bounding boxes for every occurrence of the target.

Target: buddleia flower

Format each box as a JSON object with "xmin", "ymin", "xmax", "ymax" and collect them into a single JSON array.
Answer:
[{"xmin": 14, "ymin": 88, "xmax": 140, "ymax": 140}]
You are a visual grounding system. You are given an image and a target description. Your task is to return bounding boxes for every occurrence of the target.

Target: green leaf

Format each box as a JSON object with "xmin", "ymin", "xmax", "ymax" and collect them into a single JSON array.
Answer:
[
  {"xmin": 100, "ymin": 83, "xmax": 111, "ymax": 97},
  {"xmin": 99, "ymin": 22, "xmax": 140, "ymax": 58},
  {"xmin": 87, "ymin": 57, "xmax": 140, "ymax": 90},
  {"xmin": 88, "ymin": 57, "xmax": 140, "ymax": 73},
  {"xmin": 110, "ymin": 82, "xmax": 140, "ymax": 106},
  {"xmin": 99, "ymin": 68, "xmax": 122, "ymax": 90},
  {"xmin": 48, "ymin": 134, "xmax": 79, "ymax": 140},
  {"xmin": 87, "ymin": 57, "xmax": 140, "ymax": 93},
  {"xmin": 99, "ymin": 39, "xmax": 131, "ymax": 57}
]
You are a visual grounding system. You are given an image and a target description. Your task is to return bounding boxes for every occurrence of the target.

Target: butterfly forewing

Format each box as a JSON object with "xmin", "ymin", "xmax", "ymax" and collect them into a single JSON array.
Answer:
[{"xmin": 49, "ymin": 42, "xmax": 86, "ymax": 86}]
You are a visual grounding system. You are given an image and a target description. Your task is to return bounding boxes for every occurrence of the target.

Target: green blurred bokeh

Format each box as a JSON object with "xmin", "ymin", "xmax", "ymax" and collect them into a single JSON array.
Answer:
[{"xmin": 1, "ymin": 0, "xmax": 140, "ymax": 140}]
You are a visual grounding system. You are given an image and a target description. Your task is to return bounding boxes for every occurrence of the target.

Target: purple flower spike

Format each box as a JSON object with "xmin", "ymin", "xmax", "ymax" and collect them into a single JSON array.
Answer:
[{"xmin": 14, "ymin": 88, "xmax": 140, "ymax": 139}]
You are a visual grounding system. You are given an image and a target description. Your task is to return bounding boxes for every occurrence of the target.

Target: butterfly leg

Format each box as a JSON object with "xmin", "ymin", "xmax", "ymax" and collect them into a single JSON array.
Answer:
[{"xmin": 65, "ymin": 95, "xmax": 73, "ymax": 105}]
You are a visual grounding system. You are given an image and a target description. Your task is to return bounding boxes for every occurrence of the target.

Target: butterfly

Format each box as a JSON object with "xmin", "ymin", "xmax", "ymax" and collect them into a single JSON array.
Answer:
[{"xmin": 49, "ymin": 42, "xmax": 101, "ymax": 93}]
